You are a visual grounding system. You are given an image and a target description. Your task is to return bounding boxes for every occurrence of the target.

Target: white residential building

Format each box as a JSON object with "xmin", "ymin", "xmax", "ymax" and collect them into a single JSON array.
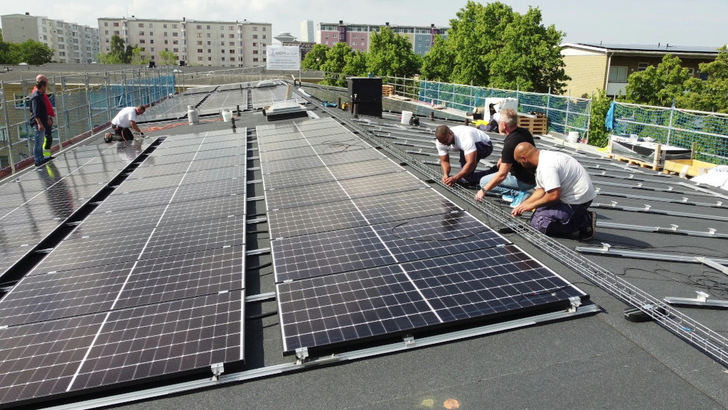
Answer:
[
  {"xmin": 300, "ymin": 20, "xmax": 314, "ymax": 43},
  {"xmin": 97, "ymin": 17, "xmax": 272, "ymax": 67},
  {"xmin": 1, "ymin": 13, "xmax": 99, "ymax": 64}
]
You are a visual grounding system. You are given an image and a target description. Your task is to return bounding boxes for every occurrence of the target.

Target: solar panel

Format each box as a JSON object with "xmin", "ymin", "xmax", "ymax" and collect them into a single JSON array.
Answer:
[
  {"xmin": 277, "ymin": 245, "xmax": 585, "ymax": 353},
  {"xmin": 337, "ymin": 172, "xmax": 428, "ymax": 198},
  {"xmin": 265, "ymin": 181, "xmax": 349, "ymax": 210},
  {"xmin": 353, "ymin": 190, "xmax": 461, "ymax": 225},
  {"xmin": 268, "ymin": 200, "xmax": 368, "ymax": 239}
]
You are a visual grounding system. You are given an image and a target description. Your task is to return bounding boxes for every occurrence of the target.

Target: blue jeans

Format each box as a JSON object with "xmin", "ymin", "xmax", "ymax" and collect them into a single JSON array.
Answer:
[
  {"xmin": 479, "ymin": 172, "xmax": 535, "ymax": 197},
  {"xmin": 32, "ymin": 124, "xmax": 46, "ymax": 163}
]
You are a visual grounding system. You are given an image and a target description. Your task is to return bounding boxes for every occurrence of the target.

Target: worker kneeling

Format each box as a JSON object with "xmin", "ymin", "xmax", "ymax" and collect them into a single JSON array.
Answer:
[
  {"xmin": 435, "ymin": 125, "xmax": 493, "ymax": 187},
  {"xmin": 510, "ymin": 142, "xmax": 597, "ymax": 240}
]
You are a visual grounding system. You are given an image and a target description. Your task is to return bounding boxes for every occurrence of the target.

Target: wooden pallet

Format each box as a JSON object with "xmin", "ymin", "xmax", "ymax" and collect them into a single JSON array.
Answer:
[
  {"xmin": 609, "ymin": 154, "xmax": 662, "ymax": 171},
  {"xmin": 382, "ymin": 85, "xmax": 394, "ymax": 97},
  {"xmin": 518, "ymin": 114, "xmax": 548, "ymax": 135}
]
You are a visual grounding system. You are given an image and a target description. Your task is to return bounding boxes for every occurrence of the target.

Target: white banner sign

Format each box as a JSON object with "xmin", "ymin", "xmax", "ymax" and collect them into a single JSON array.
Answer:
[{"xmin": 266, "ymin": 46, "xmax": 301, "ymax": 71}]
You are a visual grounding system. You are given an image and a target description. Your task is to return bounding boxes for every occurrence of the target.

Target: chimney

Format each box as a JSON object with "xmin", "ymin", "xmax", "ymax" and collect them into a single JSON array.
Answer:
[
  {"xmin": 386, "ymin": 22, "xmax": 389, "ymax": 26},
  {"xmin": 25, "ymin": 12, "xmax": 30, "ymax": 15}
]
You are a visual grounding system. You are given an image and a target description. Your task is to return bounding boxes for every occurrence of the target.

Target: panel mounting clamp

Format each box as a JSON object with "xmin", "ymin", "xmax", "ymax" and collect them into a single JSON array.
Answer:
[{"xmin": 210, "ymin": 363, "xmax": 224, "ymax": 381}]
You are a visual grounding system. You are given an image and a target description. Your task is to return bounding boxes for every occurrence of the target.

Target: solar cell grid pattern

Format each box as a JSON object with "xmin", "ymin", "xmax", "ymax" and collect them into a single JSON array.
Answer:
[
  {"xmin": 260, "ymin": 119, "xmax": 586, "ymax": 353},
  {"xmin": 0, "ymin": 129, "xmax": 248, "ymax": 406}
]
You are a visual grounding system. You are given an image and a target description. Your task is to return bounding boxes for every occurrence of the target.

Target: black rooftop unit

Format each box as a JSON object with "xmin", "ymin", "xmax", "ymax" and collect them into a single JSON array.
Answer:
[{"xmin": 348, "ymin": 77, "xmax": 382, "ymax": 118}]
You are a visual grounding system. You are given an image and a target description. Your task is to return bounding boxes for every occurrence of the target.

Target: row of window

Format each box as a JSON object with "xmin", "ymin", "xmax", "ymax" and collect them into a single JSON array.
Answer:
[{"xmin": 608, "ymin": 64, "xmax": 697, "ymax": 82}]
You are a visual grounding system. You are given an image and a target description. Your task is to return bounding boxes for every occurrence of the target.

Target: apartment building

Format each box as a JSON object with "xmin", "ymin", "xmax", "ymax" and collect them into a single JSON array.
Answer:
[
  {"xmin": 300, "ymin": 20, "xmax": 314, "ymax": 43},
  {"xmin": 561, "ymin": 42, "xmax": 720, "ymax": 97},
  {"xmin": 97, "ymin": 17, "xmax": 272, "ymax": 67},
  {"xmin": 316, "ymin": 21, "xmax": 448, "ymax": 56},
  {"xmin": 1, "ymin": 13, "xmax": 99, "ymax": 64}
]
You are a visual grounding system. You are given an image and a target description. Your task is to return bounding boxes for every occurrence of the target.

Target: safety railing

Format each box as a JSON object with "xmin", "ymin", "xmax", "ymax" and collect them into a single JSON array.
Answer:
[{"xmin": 0, "ymin": 67, "xmax": 175, "ymax": 175}]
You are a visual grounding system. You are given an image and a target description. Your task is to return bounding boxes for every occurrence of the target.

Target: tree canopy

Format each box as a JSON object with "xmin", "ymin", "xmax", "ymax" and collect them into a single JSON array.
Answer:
[
  {"xmin": 0, "ymin": 39, "xmax": 54, "ymax": 65},
  {"xmin": 302, "ymin": 44, "xmax": 329, "ymax": 70},
  {"xmin": 624, "ymin": 54, "xmax": 701, "ymax": 107},
  {"xmin": 98, "ymin": 35, "xmax": 134, "ymax": 64},
  {"xmin": 366, "ymin": 27, "xmax": 421, "ymax": 78},
  {"xmin": 423, "ymin": 1, "xmax": 568, "ymax": 93},
  {"xmin": 320, "ymin": 42, "xmax": 357, "ymax": 87},
  {"xmin": 158, "ymin": 49, "xmax": 178, "ymax": 66}
]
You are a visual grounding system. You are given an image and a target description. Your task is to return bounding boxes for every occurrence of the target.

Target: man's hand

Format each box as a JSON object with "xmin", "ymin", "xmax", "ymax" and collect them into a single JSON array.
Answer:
[
  {"xmin": 474, "ymin": 190, "xmax": 485, "ymax": 202},
  {"xmin": 511, "ymin": 203, "xmax": 529, "ymax": 217},
  {"xmin": 37, "ymin": 123, "xmax": 44, "ymax": 132},
  {"xmin": 443, "ymin": 176, "xmax": 458, "ymax": 186}
]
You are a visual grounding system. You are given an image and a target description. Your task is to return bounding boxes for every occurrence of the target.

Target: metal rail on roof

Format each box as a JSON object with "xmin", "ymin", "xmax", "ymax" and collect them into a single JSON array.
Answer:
[{"xmin": 304, "ymin": 91, "xmax": 728, "ymax": 368}]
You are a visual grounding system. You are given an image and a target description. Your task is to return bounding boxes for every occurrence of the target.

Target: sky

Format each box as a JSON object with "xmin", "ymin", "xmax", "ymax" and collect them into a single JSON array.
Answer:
[{"xmin": 3, "ymin": 0, "xmax": 727, "ymax": 47}]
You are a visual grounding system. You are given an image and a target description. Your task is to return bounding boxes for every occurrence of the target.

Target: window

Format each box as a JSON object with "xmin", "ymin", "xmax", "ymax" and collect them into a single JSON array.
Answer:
[
  {"xmin": 197, "ymin": 33, "xmax": 202, "ymax": 38},
  {"xmin": 221, "ymin": 57, "xmax": 225, "ymax": 61},
  {"xmin": 198, "ymin": 56, "xmax": 203, "ymax": 61},
  {"xmin": 173, "ymin": 48, "xmax": 178, "ymax": 52},
  {"xmin": 196, "ymin": 25, "xmax": 202, "ymax": 29},
  {"xmin": 262, "ymin": 27, "xmax": 266, "ymax": 31},
  {"xmin": 253, "ymin": 50, "xmax": 258, "ymax": 54},
  {"xmin": 253, "ymin": 27, "xmax": 257, "ymax": 31},
  {"xmin": 253, "ymin": 58, "xmax": 259, "ymax": 62},
  {"xmin": 173, "ymin": 40, "xmax": 178, "ymax": 44},
  {"xmin": 164, "ymin": 40, "xmax": 168, "ymax": 44},
  {"xmin": 253, "ymin": 34, "xmax": 258, "ymax": 39},
  {"xmin": 229, "ymin": 41, "xmax": 234, "ymax": 46},
  {"xmin": 138, "ymin": 23, "xmax": 144, "ymax": 28},
  {"xmin": 113, "ymin": 22, "xmax": 119, "ymax": 27},
  {"xmin": 164, "ymin": 32, "xmax": 168, "ymax": 36},
  {"xmin": 352, "ymin": 41, "xmax": 357, "ymax": 46},
  {"xmin": 262, "ymin": 35, "xmax": 266, "ymax": 39},
  {"xmin": 687, "ymin": 67, "xmax": 695, "ymax": 76},
  {"xmin": 105, "ymin": 30, "xmax": 109, "ymax": 35},
  {"xmin": 229, "ymin": 34, "xmax": 234, "ymax": 38},
  {"xmin": 140, "ymin": 39, "xmax": 146, "ymax": 44},
  {"xmin": 229, "ymin": 26, "xmax": 234, "ymax": 30},
  {"xmin": 637, "ymin": 62, "xmax": 650, "ymax": 71},
  {"xmin": 253, "ymin": 42, "xmax": 257, "ymax": 46},
  {"xmin": 104, "ymin": 22, "xmax": 108, "ymax": 26},
  {"xmin": 198, "ymin": 48, "xmax": 203, "ymax": 53},
  {"xmin": 173, "ymin": 32, "xmax": 178, "ymax": 37},
  {"xmin": 139, "ymin": 31, "xmax": 144, "ymax": 36},
  {"xmin": 149, "ymin": 32, "xmax": 153, "ymax": 36},
  {"xmin": 197, "ymin": 41, "xmax": 202, "ymax": 45},
  {"xmin": 609, "ymin": 66, "xmax": 628, "ymax": 82},
  {"xmin": 172, "ymin": 24, "xmax": 177, "ymax": 28},
  {"xmin": 207, "ymin": 49, "xmax": 211, "ymax": 53},
  {"xmin": 229, "ymin": 49, "xmax": 234, "ymax": 54}
]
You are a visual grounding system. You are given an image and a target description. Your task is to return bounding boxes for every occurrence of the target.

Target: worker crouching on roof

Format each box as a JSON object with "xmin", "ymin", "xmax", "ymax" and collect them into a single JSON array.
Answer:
[
  {"xmin": 435, "ymin": 124, "xmax": 493, "ymax": 187},
  {"xmin": 510, "ymin": 142, "xmax": 598, "ymax": 240}
]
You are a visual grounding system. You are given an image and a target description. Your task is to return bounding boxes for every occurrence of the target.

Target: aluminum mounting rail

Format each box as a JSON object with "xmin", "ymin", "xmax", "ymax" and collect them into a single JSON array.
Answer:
[
  {"xmin": 575, "ymin": 243, "xmax": 728, "ymax": 275},
  {"xmin": 596, "ymin": 221, "xmax": 728, "ymax": 239},
  {"xmin": 594, "ymin": 188, "xmax": 726, "ymax": 208},
  {"xmin": 590, "ymin": 201, "xmax": 728, "ymax": 222}
]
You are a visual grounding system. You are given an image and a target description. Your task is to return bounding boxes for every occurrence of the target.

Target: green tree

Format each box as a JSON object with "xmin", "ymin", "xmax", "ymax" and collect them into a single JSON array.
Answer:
[
  {"xmin": 0, "ymin": 40, "xmax": 14, "ymax": 64},
  {"xmin": 130, "ymin": 46, "xmax": 147, "ymax": 65},
  {"xmin": 302, "ymin": 43, "xmax": 329, "ymax": 70},
  {"xmin": 426, "ymin": 1, "xmax": 568, "ymax": 92},
  {"xmin": 587, "ymin": 89, "xmax": 613, "ymax": 148},
  {"xmin": 321, "ymin": 42, "xmax": 355, "ymax": 87},
  {"xmin": 342, "ymin": 50, "xmax": 368, "ymax": 77},
  {"xmin": 158, "ymin": 49, "xmax": 178, "ymax": 65},
  {"xmin": 97, "ymin": 51, "xmax": 123, "ymax": 64},
  {"xmin": 16, "ymin": 40, "xmax": 54, "ymax": 65},
  {"xmin": 687, "ymin": 46, "xmax": 728, "ymax": 113},
  {"xmin": 107, "ymin": 35, "xmax": 133, "ymax": 64},
  {"xmin": 367, "ymin": 27, "xmax": 421, "ymax": 78},
  {"xmin": 421, "ymin": 35, "xmax": 455, "ymax": 81},
  {"xmin": 625, "ymin": 54, "xmax": 699, "ymax": 107}
]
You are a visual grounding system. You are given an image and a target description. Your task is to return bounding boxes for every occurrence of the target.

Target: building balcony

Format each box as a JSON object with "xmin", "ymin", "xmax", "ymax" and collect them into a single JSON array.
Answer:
[{"xmin": 606, "ymin": 81, "xmax": 627, "ymax": 97}]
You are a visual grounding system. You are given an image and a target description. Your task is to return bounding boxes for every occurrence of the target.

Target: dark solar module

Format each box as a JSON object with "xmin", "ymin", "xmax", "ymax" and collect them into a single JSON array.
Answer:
[
  {"xmin": 272, "ymin": 226, "xmax": 397, "ymax": 282},
  {"xmin": 96, "ymin": 187, "xmax": 179, "ymax": 212},
  {"xmin": 0, "ymin": 263, "xmax": 135, "ymax": 327},
  {"xmin": 142, "ymin": 152, "xmax": 199, "ymax": 166},
  {"xmin": 265, "ymin": 181, "xmax": 349, "ymax": 210},
  {"xmin": 115, "ymin": 245, "xmax": 244, "ymax": 309},
  {"xmin": 277, "ymin": 266, "xmax": 440, "ymax": 352},
  {"xmin": 320, "ymin": 149, "xmax": 384, "ymax": 166},
  {"xmin": 260, "ymin": 154, "xmax": 325, "ymax": 175},
  {"xmin": 0, "ymin": 313, "xmax": 107, "ymax": 405},
  {"xmin": 257, "ymin": 138, "xmax": 312, "ymax": 153},
  {"xmin": 310, "ymin": 139, "xmax": 369, "ymax": 156},
  {"xmin": 353, "ymin": 190, "xmax": 461, "ymax": 225},
  {"xmin": 131, "ymin": 162, "xmax": 196, "ymax": 179},
  {"xmin": 187, "ymin": 156, "xmax": 247, "ymax": 172},
  {"xmin": 268, "ymin": 201, "xmax": 368, "ymax": 239},
  {"xmin": 193, "ymin": 147, "xmax": 248, "ymax": 161},
  {"xmin": 259, "ymin": 146, "xmax": 317, "ymax": 163},
  {"xmin": 277, "ymin": 245, "xmax": 585, "ymax": 353},
  {"xmin": 178, "ymin": 167, "xmax": 246, "ymax": 186},
  {"xmin": 401, "ymin": 245, "xmax": 586, "ymax": 322},
  {"xmin": 115, "ymin": 174, "xmax": 186, "ymax": 194},
  {"xmin": 158, "ymin": 196, "xmax": 246, "ymax": 227},
  {"xmin": 31, "ymin": 229, "xmax": 154, "ymax": 273},
  {"xmin": 70, "ymin": 205, "xmax": 168, "ymax": 238},
  {"xmin": 71, "ymin": 291, "xmax": 243, "ymax": 391},
  {"xmin": 371, "ymin": 212, "xmax": 508, "ymax": 262},
  {"xmin": 140, "ymin": 217, "xmax": 244, "ymax": 260},
  {"xmin": 197, "ymin": 138, "xmax": 247, "ymax": 152},
  {"xmin": 171, "ymin": 178, "xmax": 245, "ymax": 203},
  {"xmin": 326, "ymin": 158, "xmax": 405, "ymax": 181},
  {"xmin": 338, "ymin": 172, "xmax": 428, "ymax": 198},
  {"xmin": 263, "ymin": 166, "xmax": 336, "ymax": 190}
]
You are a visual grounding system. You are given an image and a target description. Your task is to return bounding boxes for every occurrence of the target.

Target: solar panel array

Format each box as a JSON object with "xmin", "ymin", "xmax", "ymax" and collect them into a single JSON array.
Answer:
[
  {"xmin": 0, "ymin": 130, "xmax": 247, "ymax": 406},
  {"xmin": 197, "ymin": 89, "xmax": 248, "ymax": 116},
  {"xmin": 143, "ymin": 94, "xmax": 207, "ymax": 121},
  {"xmin": 260, "ymin": 118, "xmax": 587, "ymax": 353}
]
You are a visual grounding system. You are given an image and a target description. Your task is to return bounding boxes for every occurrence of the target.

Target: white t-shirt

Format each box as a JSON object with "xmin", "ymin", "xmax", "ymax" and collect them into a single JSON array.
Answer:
[
  {"xmin": 112, "ymin": 107, "xmax": 138, "ymax": 129},
  {"xmin": 536, "ymin": 150, "xmax": 596, "ymax": 205},
  {"xmin": 435, "ymin": 125, "xmax": 491, "ymax": 157}
]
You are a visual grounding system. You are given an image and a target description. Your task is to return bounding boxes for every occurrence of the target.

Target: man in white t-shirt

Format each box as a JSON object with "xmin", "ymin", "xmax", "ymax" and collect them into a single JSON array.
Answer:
[
  {"xmin": 105, "ymin": 105, "xmax": 146, "ymax": 142},
  {"xmin": 435, "ymin": 124, "xmax": 493, "ymax": 186},
  {"xmin": 510, "ymin": 142, "xmax": 597, "ymax": 240}
]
